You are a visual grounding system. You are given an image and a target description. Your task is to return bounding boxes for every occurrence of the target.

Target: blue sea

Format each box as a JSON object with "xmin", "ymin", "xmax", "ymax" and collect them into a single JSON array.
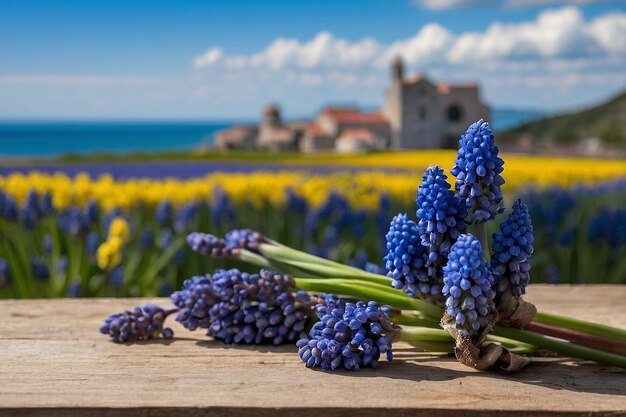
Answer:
[
  {"xmin": 0, "ymin": 121, "xmax": 231, "ymax": 157},
  {"xmin": 0, "ymin": 109, "xmax": 543, "ymax": 157}
]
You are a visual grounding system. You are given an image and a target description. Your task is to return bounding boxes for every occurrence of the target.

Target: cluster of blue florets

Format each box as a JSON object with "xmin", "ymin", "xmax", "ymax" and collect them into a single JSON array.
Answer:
[
  {"xmin": 0, "ymin": 189, "xmax": 57, "ymax": 229},
  {"xmin": 187, "ymin": 229, "xmax": 271, "ymax": 259},
  {"xmin": 451, "ymin": 120, "xmax": 505, "ymax": 222},
  {"xmin": 416, "ymin": 166, "xmax": 467, "ymax": 274},
  {"xmin": 171, "ymin": 268, "xmax": 314, "ymax": 345},
  {"xmin": 99, "ymin": 304, "xmax": 175, "ymax": 343},
  {"xmin": 588, "ymin": 208, "xmax": 626, "ymax": 247},
  {"xmin": 384, "ymin": 213, "xmax": 435, "ymax": 297},
  {"xmin": 442, "ymin": 234, "xmax": 496, "ymax": 338},
  {"xmin": 297, "ymin": 295, "xmax": 393, "ymax": 370},
  {"xmin": 491, "ymin": 199, "xmax": 534, "ymax": 297}
]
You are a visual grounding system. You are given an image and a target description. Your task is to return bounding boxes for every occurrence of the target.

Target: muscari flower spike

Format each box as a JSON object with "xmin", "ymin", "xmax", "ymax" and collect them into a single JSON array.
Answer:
[
  {"xmin": 416, "ymin": 166, "xmax": 467, "ymax": 273},
  {"xmin": 384, "ymin": 213, "xmax": 436, "ymax": 297},
  {"xmin": 186, "ymin": 232, "xmax": 233, "ymax": 258},
  {"xmin": 451, "ymin": 119, "xmax": 505, "ymax": 222},
  {"xmin": 171, "ymin": 268, "xmax": 314, "ymax": 345},
  {"xmin": 297, "ymin": 295, "xmax": 394, "ymax": 371},
  {"xmin": 99, "ymin": 304, "xmax": 176, "ymax": 343},
  {"xmin": 442, "ymin": 234, "xmax": 496, "ymax": 339},
  {"xmin": 491, "ymin": 199, "xmax": 534, "ymax": 297}
]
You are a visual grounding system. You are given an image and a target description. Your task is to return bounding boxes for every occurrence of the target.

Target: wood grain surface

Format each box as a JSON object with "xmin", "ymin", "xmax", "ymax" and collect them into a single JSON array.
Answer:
[{"xmin": 0, "ymin": 284, "xmax": 625, "ymax": 417}]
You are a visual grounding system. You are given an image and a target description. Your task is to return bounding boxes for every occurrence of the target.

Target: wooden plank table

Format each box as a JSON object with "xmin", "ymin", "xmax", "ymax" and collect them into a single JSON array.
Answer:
[{"xmin": 0, "ymin": 284, "xmax": 625, "ymax": 417}]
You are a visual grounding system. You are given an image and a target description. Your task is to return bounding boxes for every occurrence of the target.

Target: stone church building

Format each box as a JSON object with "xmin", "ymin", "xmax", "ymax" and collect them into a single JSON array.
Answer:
[{"xmin": 215, "ymin": 57, "xmax": 490, "ymax": 152}]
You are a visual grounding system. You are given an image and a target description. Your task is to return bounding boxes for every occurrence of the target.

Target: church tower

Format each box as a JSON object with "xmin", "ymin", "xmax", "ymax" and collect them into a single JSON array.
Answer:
[{"xmin": 383, "ymin": 56, "xmax": 405, "ymax": 148}]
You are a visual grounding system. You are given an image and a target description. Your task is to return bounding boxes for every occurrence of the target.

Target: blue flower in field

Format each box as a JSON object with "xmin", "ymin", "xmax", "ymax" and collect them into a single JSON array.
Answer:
[
  {"xmin": 415, "ymin": 166, "xmax": 467, "ymax": 276},
  {"xmin": 2, "ymin": 194, "xmax": 18, "ymax": 221},
  {"xmin": 100, "ymin": 304, "xmax": 176, "ymax": 343},
  {"xmin": 297, "ymin": 297, "xmax": 394, "ymax": 371},
  {"xmin": 349, "ymin": 249, "xmax": 383, "ymax": 275},
  {"xmin": 155, "ymin": 200, "xmax": 173, "ymax": 226},
  {"xmin": 110, "ymin": 266, "xmax": 124, "ymax": 290},
  {"xmin": 139, "ymin": 228, "xmax": 155, "ymax": 249},
  {"xmin": 519, "ymin": 187, "xmax": 574, "ymax": 243},
  {"xmin": 0, "ymin": 258, "xmax": 11, "ymax": 288},
  {"xmin": 56, "ymin": 256, "xmax": 68, "ymax": 276},
  {"xmin": 211, "ymin": 188, "xmax": 236, "ymax": 229},
  {"xmin": 286, "ymin": 188, "xmax": 308, "ymax": 213},
  {"xmin": 171, "ymin": 269, "xmax": 314, "ymax": 345},
  {"xmin": 86, "ymin": 231, "xmax": 101, "ymax": 259},
  {"xmin": 491, "ymin": 199, "xmax": 534, "ymax": 297},
  {"xmin": 41, "ymin": 192, "xmax": 54, "ymax": 217},
  {"xmin": 158, "ymin": 228, "xmax": 174, "ymax": 250},
  {"xmin": 30, "ymin": 258, "xmax": 50, "ymax": 281},
  {"xmin": 451, "ymin": 120, "xmax": 505, "ymax": 222},
  {"xmin": 43, "ymin": 233, "xmax": 53, "ymax": 254},
  {"xmin": 20, "ymin": 190, "xmax": 40, "ymax": 230},
  {"xmin": 66, "ymin": 280, "xmax": 82, "ymax": 297},
  {"xmin": 588, "ymin": 208, "xmax": 626, "ymax": 247},
  {"xmin": 84, "ymin": 200, "xmax": 99, "ymax": 224},
  {"xmin": 58, "ymin": 207, "xmax": 89, "ymax": 237},
  {"xmin": 384, "ymin": 213, "xmax": 436, "ymax": 297},
  {"xmin": 174, "ymin": 202, "xmax": 199, "ymax": 234},
  {"xmin": 442, "ymin": 234, "xmax": 496, "ymax": 338}
]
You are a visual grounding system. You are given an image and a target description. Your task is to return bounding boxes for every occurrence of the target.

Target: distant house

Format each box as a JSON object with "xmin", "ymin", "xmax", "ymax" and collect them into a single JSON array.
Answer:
[
  {"xmin": 335, "ymin": 128, "xmax": 385, "ymax": 153},
  {"xmin": 214, "ymin": 57, "xmax": 490, "ymax": 153},
  {"xmin": 214, "ymin": 125, "xmax": 257, "ymax": 150}
]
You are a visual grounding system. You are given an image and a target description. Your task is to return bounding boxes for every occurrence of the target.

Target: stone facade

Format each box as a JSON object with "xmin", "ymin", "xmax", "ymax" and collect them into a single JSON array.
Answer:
[
  {"xmin": 214, "ymin": 58, "xmax": 489, "ymax": 152},
  {"xmin": 383, "ymin": 57, "xmax": 490, "ymax": 149}
]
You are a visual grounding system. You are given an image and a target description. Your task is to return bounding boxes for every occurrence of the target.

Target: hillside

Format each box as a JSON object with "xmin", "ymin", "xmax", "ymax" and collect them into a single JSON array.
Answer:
[{"xmin": 504, "ymin": 90, "xmax": 626, "ymax": 144}]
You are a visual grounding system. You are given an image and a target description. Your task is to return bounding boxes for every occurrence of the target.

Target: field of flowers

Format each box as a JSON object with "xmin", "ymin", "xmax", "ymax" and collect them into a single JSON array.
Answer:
[{"xmin": 0, "ymin": 151, "xmax": 625, "ymax": 299}]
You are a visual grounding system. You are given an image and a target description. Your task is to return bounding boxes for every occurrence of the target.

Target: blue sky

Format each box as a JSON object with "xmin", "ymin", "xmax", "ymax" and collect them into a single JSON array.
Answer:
[{"xmin": 1, "ymin": 0, "xmax": 625, "ymax": 119}]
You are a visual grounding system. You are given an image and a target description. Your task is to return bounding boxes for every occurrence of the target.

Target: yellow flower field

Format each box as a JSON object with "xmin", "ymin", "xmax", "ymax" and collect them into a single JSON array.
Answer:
[{"xmin": 1, "ymin": 152, "xmax": 625, "ymax": 213}]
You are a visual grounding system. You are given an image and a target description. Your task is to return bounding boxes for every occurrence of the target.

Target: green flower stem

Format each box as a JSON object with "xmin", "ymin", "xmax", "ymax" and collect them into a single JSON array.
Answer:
[
  {"xmin": 286, "ymin": 260, "xmax": 391, "ymax": 285},
  {"xmin": 396, "ymin": 315, "xmax": 536, "ymax": 353},
  {"xmin": 474, "ymin": 221, "xmax": 490, "ymax": 262},
  {"xmin": 491, "ymin": 326, "xmax": 626, "ymax": 369},
  {"xmin": 294, "ymin": 277, "xmax": 443, "ymax": 318},
  {"xmin": 260, "ymin": 243, "xmax": 391, "ymax": 284},
  {"xmin": 534, "ymin": 311, "xmax": 626, "ymax": 342},
  {"xmin": 399, "ymin": 326, "xmax": 454, "ymax": 342}
]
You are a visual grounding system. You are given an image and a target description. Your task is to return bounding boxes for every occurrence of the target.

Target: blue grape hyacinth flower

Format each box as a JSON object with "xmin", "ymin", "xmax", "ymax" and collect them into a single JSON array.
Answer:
[
  {"xmin": 171, "ymin": 268, "xmax": 314, "ymax": 345},
  {"xmin": 384, "ymin": 213, "xmax": 436, "ymax": 297},
  {"xmin": 491, "ymin": 199, "xmax": 534, "ymax": 297},
  {"xmin": 100, "ymin": 304, "xmax": 176, "ymax": 343},
  {"xmin": 416, "ymin": 166, "xmax": 468, "ymax": 273},
  {"xmin": 297, "ymin": 295, "xmax": 394, "ymax": 371},
  {"xmin": 451, "ymin": 120, "xmax": 505, "ymax": 222},
  {"xmin": 442, "ymin": 234, "xmax": 496, "ymax": 338}
]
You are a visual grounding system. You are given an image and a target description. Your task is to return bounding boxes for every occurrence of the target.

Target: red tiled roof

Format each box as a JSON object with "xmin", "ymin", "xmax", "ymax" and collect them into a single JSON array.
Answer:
[
  {"xmin": 437, "ymin": 82, "xmax": 479, "ymax": 94},
  {"xmin": 306, "ymin": 123, "xmax": 330, "ymax": 136},
  {"xmin": 321, "ymin": 107, "xmax": 387, "ymax": 124}
]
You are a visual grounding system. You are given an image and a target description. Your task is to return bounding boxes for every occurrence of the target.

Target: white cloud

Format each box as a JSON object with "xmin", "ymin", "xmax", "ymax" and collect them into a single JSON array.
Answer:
[
  {"xmin": 194, "ymin": 7, "xmax": 626, "ymax": 72},
  {"xmin": 192, "ymin": 47, "xmax": 223, "ymax": 69}
]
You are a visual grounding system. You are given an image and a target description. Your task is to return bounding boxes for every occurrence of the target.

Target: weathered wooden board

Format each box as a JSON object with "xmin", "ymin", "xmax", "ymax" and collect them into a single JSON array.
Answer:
[{"xmin": 0, "ymin": 285, "xmax": 625, "ymax": 417}]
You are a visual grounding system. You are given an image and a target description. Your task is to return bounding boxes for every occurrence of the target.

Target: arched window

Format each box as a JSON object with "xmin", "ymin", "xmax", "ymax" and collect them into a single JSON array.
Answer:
[{"xmin": 447, "ymin": 104, "xmax": 462, "ymax": 122}]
